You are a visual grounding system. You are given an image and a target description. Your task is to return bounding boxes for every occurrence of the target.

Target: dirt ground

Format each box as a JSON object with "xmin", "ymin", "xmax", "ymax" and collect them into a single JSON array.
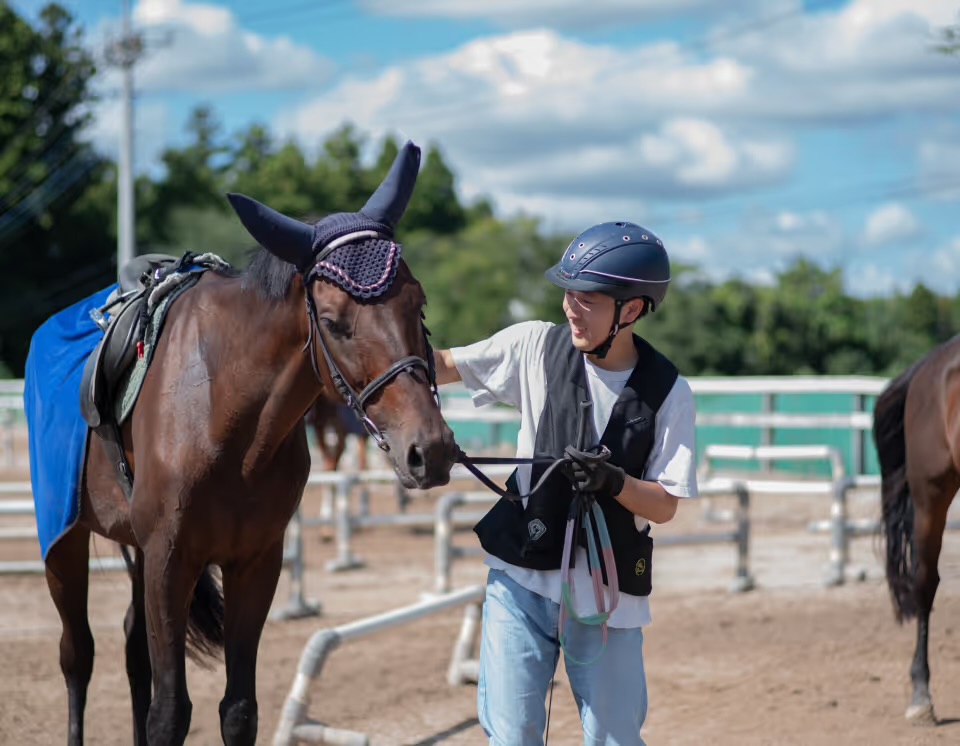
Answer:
[{"xmin": 2, "ymin": 440, "xmax": 960, "ymax": 746}]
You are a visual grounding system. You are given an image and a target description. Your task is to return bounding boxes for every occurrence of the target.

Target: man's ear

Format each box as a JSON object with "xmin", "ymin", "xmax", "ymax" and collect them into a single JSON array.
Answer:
[{"xmin": 622, "ymin": 297, "xmax": 646, "ymax": 325}]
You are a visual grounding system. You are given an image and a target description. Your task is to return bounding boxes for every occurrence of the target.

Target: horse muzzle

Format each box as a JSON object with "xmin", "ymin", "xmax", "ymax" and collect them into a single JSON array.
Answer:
[{"xmin": 389, "ymin": 422, "xmax": 457, "ymax": 490}]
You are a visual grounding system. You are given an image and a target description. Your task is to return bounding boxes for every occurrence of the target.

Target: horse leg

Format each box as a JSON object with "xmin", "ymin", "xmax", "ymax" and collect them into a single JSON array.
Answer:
[
  {"xmin": 44, "ymin": 524, "xmax": 94, "ymax": 746},
  {"xmin": 124, "ymin": 548, "xmax": 151, "ymax": 745},
  {"xmin": 329, "ymin": 421, "xmax": 347, "ymax": 471},
  {"xmin": 219, "ymin": 539, "xmax": 285, "ymax": 746},
  {"xmin": 357, "ymin": 435, "xmax": 369, "ymax": 472},
  {"xmin": 905, "ymin": 477, "xmax": 954, "ymax": 724},
  {"xmin": 142, "ymin": 540, "xmax": 196, "ymax": 746},
  {"xmin": 316, "ymin": 425, "xmax": 339, "ymax": 471},
  {"xmin": 312, "ymin": 419, "xmax": 333, "ymax": 471}
]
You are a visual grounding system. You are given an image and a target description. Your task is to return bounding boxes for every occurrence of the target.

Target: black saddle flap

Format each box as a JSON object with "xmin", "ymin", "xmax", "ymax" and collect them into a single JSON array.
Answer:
[{"xmin": 80, "ymin": 295, "xmax": 145, "ymax": 428}]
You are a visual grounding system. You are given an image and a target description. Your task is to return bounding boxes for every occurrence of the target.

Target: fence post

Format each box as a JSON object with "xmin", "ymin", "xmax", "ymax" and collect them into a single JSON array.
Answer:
[
  {"xmin": 434, "ymin": 492, "xmax": 457, "ymax": 595},
  {"xmin": 853, "ymin": 393, "xmax": 867, "ymax": 477},
  {"xmin": 325, "ymin": 475, "xmax": 364, "ymax": 572},
  {"xmin": 447, "ymin": 600, "xmax": 482, "ymax": 686},
  {"xmin": 273, "ymin": 508, "xmax": 322, "ymax": 620},
  {"xmin": 1, "ymin": 409, "xmax": 13, "ymax": 468},
  {"xmin": 759, "ymin": 392, "xmax": 774, "ymax": 473},
  {"xmin": 825, "ymin": 477, "xmax": 853, "ymax": 587},
  {"xmin": 730, "ymin": 482, "xmax": 755, "ymax": 593}
]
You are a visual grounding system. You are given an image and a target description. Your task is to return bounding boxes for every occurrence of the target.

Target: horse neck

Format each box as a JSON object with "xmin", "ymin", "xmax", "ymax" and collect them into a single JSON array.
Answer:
[{"xmin": 222, "ymin": 278, "xmax": 322, "ymax": 476}]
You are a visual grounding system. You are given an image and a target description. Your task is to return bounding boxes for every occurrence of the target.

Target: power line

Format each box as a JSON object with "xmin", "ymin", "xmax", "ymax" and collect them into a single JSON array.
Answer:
[
  {"xmin": 238, "ymin": 0, "xmax": 357, "ymax": 27},
  {"xmin": 649, "ymin": 171, "xmax": 960, "ymax": 231},
  {"xmin": 0, "ymin": 153, "xmax": 99, "ymax": 242}
]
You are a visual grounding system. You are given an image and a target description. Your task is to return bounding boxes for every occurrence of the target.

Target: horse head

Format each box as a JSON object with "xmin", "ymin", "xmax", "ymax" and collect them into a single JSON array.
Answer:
[{"xmin": 227, "ymin": 141, "xmax": 457, "ymax": 489}]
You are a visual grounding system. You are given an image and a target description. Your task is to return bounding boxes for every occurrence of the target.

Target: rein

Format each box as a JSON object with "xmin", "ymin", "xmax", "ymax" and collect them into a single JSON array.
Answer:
[{"xmin": 455, "ymin": 449, "xmax": 570, "ymax": 501}]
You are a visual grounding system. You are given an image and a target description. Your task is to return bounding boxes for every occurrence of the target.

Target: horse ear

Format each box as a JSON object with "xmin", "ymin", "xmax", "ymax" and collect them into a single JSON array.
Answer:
[
  {"xmin": 360, "ymin": 140, "xmax": 421, "ymax": 231},
  {"xmin": 226, "ymin": 193, "xmax": 314, "ymax": 270}
]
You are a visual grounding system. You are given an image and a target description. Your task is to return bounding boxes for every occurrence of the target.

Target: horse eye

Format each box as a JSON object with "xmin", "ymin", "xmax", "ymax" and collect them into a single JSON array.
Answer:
[{"xmin": 320, "ymin": 317, "xmax": 351, "ymax": 339}]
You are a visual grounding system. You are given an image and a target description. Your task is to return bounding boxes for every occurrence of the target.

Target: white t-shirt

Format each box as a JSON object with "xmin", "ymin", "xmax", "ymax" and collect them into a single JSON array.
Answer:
[{"xmin": 450, "ymin": 320, "xmax": 698, "ymax": 628}]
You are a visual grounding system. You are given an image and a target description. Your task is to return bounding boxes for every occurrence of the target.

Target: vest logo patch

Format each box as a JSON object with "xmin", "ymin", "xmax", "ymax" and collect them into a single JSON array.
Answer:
[
  {"xmin": 635, "ymin": 558, "xmax": 646, "ymax": 576},
  {"xmin": 527, "ymin": 519, "xmax": 547, "ymax": 541}
]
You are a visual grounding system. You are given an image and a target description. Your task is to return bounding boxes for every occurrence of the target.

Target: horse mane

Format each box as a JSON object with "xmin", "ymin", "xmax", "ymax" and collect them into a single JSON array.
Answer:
[{"xmin": 241, "ymin": 247, "xmax": 298, "ymax": 302}]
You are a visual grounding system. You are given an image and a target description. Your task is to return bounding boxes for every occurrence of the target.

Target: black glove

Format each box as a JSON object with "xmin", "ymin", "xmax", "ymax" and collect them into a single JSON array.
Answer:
[{"xmin": 564, "ymin": 445, "xmax": 626, "ymax": 497}]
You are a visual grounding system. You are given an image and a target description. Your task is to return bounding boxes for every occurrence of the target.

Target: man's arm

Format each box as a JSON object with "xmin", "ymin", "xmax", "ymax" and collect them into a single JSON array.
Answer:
[
  {"xmin": 566, "ymin": 449, "xmax": 679, "ymax": 524},
  {"xmin": 433, "ymin": 349, "xmax": 462, "ymax": 386},
  {"xmin": 614, "ymin": 477, "xmax": 679, "ymax": 525}
]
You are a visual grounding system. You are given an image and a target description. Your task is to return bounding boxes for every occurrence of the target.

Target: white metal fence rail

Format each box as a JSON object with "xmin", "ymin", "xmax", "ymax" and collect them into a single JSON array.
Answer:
[
  {"xmin": 1, "ymin": 376, "xmax": 889, "ymax": 469},
  {"xmin": 272, "ymin": 584, "xmax": 486, "ymax": 746},
  {"xmin": 431, "ymin": 480, "xmax": 755, "ymax": 596}
]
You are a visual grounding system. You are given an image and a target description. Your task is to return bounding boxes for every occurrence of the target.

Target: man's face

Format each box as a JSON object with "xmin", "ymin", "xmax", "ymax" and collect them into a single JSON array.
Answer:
[{"xmin": 562, "ymin": 290, "xmax": 616, "ymax": 352}]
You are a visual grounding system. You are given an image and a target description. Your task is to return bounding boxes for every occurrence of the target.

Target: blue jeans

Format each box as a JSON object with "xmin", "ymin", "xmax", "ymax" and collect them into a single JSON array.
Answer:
[{"xmin": 478, "ymin": 568, "xmax": 648, "ymax": 746}]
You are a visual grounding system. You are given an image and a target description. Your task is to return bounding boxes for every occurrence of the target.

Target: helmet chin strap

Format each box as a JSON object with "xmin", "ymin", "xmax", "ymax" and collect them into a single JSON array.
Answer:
[{"xmin": 586, "ymin": 299, "xmax": 629, "ymax": 360}]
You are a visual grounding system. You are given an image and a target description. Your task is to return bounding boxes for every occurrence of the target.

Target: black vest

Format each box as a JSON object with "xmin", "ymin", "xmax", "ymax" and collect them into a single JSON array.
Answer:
[{"xmin": 473, "ymin": 323, "xmax": 678, "ymax": 597}]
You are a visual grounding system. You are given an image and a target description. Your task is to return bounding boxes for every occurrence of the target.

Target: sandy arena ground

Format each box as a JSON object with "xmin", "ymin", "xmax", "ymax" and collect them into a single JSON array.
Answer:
[{"xmin": 2, "ymin": 438, "xmax": 960, "ymax": 746}]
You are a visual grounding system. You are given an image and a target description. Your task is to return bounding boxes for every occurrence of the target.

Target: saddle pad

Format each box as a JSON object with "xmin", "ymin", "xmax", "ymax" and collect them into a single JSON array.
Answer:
[
  {"xmin": 114, "ymin": 271, "xmax": 203, "ymax": 424},
  {"xmin": 24, "ymin": 284, "xmax": 119, "ymax": 559}
]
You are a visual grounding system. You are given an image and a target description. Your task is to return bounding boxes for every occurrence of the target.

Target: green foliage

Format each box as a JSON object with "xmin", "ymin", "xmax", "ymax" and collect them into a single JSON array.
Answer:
[
  {"xmin": 156, "ymin": 206, "xmax": 256, "ymax": 268},
  {"xmin": 406, "ymin": 216, "xmax": 558, "ymax": 347},
  {"xmin": 935, "ymin": 17, "xmax": 960, "ymax": 55},
  {"xmin": 0, "ymin": 3, "xmax": 106, "ymax": 375}
]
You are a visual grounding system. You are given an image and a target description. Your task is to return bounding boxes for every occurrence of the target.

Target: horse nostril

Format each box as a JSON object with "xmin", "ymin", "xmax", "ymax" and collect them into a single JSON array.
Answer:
[{"xmin": 407, "ymin": 443, "xmax": 426, "ymax": 475}]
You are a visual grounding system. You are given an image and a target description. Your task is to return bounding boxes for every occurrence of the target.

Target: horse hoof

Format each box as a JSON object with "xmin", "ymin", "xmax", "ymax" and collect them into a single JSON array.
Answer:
[{"xmin": 905, "ymin": 703, "xmax": 936, "ymax": 725}]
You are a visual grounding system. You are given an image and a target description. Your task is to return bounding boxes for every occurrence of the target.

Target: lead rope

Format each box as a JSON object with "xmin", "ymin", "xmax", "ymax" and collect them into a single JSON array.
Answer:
[
  {"xmin": 545, "ymin": 401, "xmax": 618, "ymax": 743},
  {"xmin": 453, "ymin": 406, "xmax": 621, "ymax": 745}
]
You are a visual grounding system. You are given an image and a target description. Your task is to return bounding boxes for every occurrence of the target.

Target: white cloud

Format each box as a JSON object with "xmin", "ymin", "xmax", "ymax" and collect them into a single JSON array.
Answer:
[
  {"xmin": 99, "ymin": 0, "xmax": 335, "ymax": 93},
  {"xmin": 458, "ymin": 190, "xmax": 650, "ymax": 234},
  {"xmin": 465, "ymin": 119, "xmax": 792, "ymax": 201},
  {"xmin": 272, "ymin": 0, "xmax": 960, "ymax": 227},
  {"xmin": 707, "ymin": 0, "xmax": 960, "ymax": 122},
  {"xmin": 929, "ymin": 237, "xmax": 960, "ymax": 293},
  {"xmin": 83, "ymin": 97, "xmax": 171, "ymax": 172},
  {"xmin": 362, "ymin": 0, "xmax": 785, "ymax": 29},
  {"xmin": 739, "ymin": 209, "xmax": 846, "ymax": 260},
  {"xmin": 862, "ymin": 203, "xmax": 921, "ymax": 246},
  {"xmin": 844, "ymin": 262, "xmax": 908, "ymax": 298},
  {"xmin": 666, "ymin": 209, "xmax": 846, "ymax": 282},
  {"xmin": 919, "ymin": 137, "xmax": 960, "ymax": 200},
  {"xmin": 667, "ymin": 235, "xmax": 711, "ymax": 264},
  {"xmin": 274, "ymin": 30, "xmax": 792, "ymax": 215},
  {"xmin": 624, "ymin": 209, "xmax": 851, "ymax": 288}
]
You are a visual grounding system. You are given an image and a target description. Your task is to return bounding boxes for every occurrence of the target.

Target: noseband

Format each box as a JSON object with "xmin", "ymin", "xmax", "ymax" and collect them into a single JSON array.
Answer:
[{"xmin": 300, "ymin": 231, "xmax": 439, "ymax": 452}]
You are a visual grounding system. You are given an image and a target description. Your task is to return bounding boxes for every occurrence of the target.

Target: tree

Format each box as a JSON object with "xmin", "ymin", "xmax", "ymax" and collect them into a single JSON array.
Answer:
[
  {"xmin": 310, "ymin": 123, "xmax": 369, "ymax": 213},
  {"xmin": 0, "ymin": 3, "xmax": 105, "ymax": 376},
  {"xmin": 935, "ymin": 15, "xmax": 960, "ymax": 55},
  {"xmin": 405, "ymin": 216, "xmax": 554, "ymax": 347},
  {"xmin": 141, "ymin": 105, "xmax": 230, "ymax": 244},
  {"xmin": 403, "ymin": 144, "xmax": 466, "ymax": 234}
]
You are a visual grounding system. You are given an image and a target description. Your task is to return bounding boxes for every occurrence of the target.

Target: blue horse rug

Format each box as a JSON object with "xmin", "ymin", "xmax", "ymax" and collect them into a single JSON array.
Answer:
[{"xmin": 24, "ymin": 284, "xmax": 117, "ymax": 560}]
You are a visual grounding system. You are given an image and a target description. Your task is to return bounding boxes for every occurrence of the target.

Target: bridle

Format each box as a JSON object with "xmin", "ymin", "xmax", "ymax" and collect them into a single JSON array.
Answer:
[{"xmin": 299, "ymin": 231, "xmax": 439, "ymax": 453}]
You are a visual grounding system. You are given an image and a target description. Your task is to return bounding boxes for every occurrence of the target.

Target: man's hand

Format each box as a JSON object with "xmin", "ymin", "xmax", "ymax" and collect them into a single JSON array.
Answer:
[{"xmin": 564, "ymin": 445, "xmax": 626, "ymax": 497}]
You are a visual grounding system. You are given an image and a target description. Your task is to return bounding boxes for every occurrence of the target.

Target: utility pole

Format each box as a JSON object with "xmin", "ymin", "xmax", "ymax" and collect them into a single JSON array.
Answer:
[{"xmin": 104, "ymin": 0, "xmax": 144, "ymax": 274}]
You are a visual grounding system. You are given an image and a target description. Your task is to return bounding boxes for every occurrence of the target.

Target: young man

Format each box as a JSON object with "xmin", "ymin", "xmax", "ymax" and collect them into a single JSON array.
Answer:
[{"xmin": 433, "ymin": 222, "xmax": 698, "ymax": 746}]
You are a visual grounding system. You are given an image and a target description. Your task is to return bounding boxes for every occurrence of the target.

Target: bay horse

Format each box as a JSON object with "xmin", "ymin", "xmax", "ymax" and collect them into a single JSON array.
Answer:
[
  {"xmin": 33, "ymin": 141, "xmax": 456, "ymax": 745},
  {"xmin": 874, "ymin": 335, "xmax": 960, "ymax": 724}
]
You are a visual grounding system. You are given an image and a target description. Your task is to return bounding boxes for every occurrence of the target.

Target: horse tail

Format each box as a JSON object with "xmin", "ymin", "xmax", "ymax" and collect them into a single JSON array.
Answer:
[
  {"xmin": 186, "ymin": 566, "xmax": 225, "ymax": 666},
  {"xmin": 874, "ymin": 361, "xmax": 921, "ymax": 623},
  {"xmin": 120, "ymin": 547, "xmax": 224, "ymax": 664}
]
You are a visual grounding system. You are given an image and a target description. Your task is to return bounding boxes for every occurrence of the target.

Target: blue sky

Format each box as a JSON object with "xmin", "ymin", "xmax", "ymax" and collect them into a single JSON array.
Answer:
[{"xmin": 12, "ymin": 0, "xmax": 960, "ymax": 296}]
